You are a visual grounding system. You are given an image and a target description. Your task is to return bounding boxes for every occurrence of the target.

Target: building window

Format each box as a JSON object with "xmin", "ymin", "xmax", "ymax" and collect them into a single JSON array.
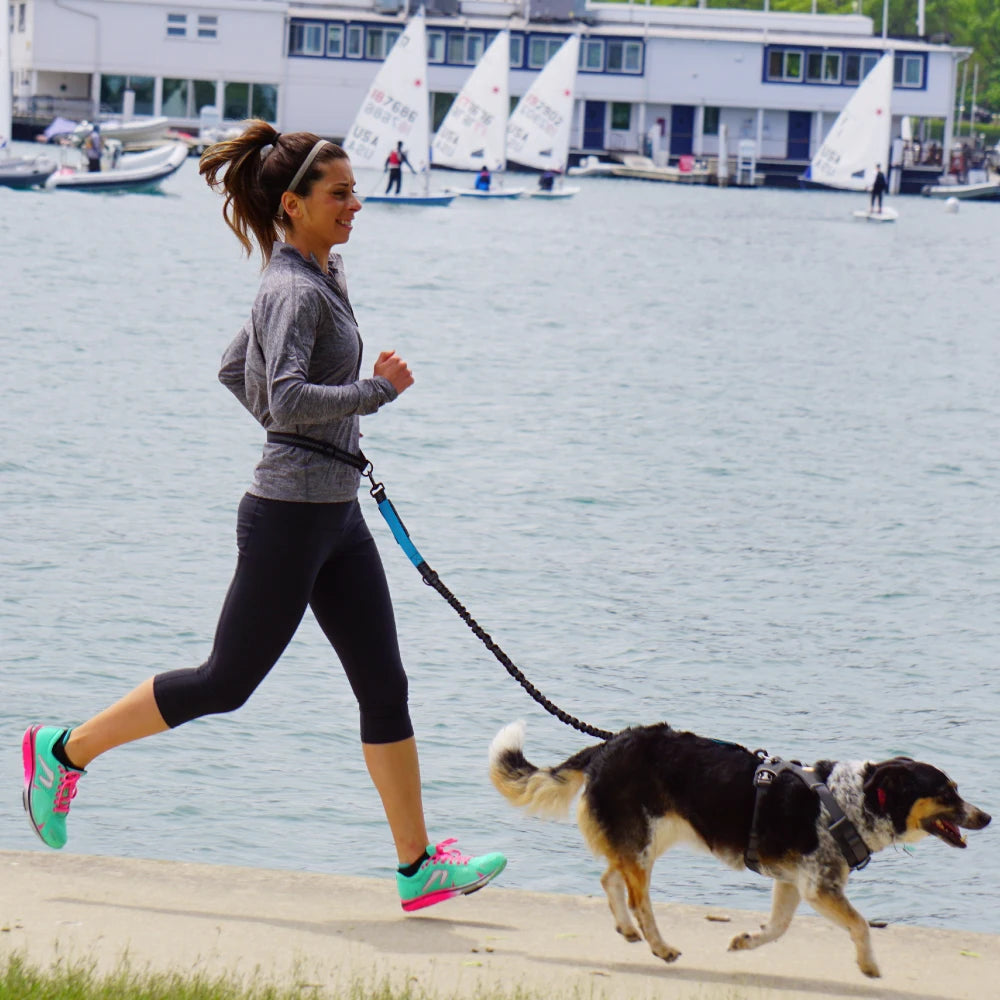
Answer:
[
  {"xmin": 465, "ymin": 33, "xmax": 484, "ymax": 65},
  {"xmin": 428, "ymin": 30, "xmax": 444, "ymax": 63},
  {"xmin": 806, "ymin": 51, "xmax": 841, "ymax": 84},
  {"xmin": 844, "ymin": 51, "xmax": 880, "ymax": 84},
  {"xmin": 896, "ymin": 54, "xmax": 923, "ymax": 88},
  {"xmin": 447, "ymin": 32, "xmax": 464, "ymax": 64},
  {"xmin": 528, "ymin": 36, "xmax": 563, "ymax": 69},
  {"xmin": 326, "ymin": 24, "xmax": 343, "ymax": 57},
  {"xmin": 289, "ymin": 21, "xmax": 324, "ymax": 56},
  {"xmin": 251, "ymin": 83, "xmax": 278, "ymax": 120},
  {"xmin": 18, "ymin": 2, "xmax": 25, "ymax": 31},
  {"xmin": 767, "ymin": 48, "xmax": 803, "ymax": 82},
  {"xmin": 510, "ymin": 34, "xmax": 524, "ymax": 68},
  {"xmin": 197, "ymin": 15, "xmax": 217, "ymax": 40},
  {"xmin": 99, "ymin": 74, "xmax": 155, "ymax": 115},
  {"xmin": 366, "ymin": 28, "xmax": 385, "ymax": 59},
  {"xmin": 222, "ymin": 82, "xmax": 277, "ymax": 121},
  {"xmin": 166, "ymin": 13, "xmax": 187, "ymax": 38},
  {"xmin": 610, "ymin": 102, "xmax": 631, "ymax": 131},
  {"xmin": 580, "ymin": 39, "xmax": 603, "ymax": 72},
  {"xmin": 607, "ymin": 40, "xmax": 642, "ymax": 74},
  {"xmin": 703, "ymin": 106, "xmax": 720, "ymax": 136},
  {"xmin": 346, "ymin": 25, "xmax": 363, "ymax": 58}
]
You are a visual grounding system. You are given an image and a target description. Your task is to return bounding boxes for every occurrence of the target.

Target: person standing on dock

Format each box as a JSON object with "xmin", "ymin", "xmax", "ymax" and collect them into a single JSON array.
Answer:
[
  {"xmin": 21, "ymin": 120, "xmax": 507, "ymax": 915},
  {"xmin": 870, "ymin": 163, "xmax": 888, "ymax": 213}
]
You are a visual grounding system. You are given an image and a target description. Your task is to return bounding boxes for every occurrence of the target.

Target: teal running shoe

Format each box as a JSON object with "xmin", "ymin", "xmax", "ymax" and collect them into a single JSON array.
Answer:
[
  {"xmin": 22, "ymin": 725, "xmax": 85, "ymax": 849},
  {"xmin": 397, "ymin": 838, "xmax": 507, "ymax": 912}
]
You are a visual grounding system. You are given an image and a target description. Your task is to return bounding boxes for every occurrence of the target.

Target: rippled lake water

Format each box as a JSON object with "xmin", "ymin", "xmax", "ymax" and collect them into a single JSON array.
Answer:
[{"xmin": 2, "ymin": 147, "xmax": 998, "ymax": 932}]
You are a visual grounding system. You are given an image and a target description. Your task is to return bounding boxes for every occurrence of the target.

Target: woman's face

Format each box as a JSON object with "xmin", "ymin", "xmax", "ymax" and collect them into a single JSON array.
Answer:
[{"xmin": 289, "ymin": 157, "xmax": 362, "ymax": 252}]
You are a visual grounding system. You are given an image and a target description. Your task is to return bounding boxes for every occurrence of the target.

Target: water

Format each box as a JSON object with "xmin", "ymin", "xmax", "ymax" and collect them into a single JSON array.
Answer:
[{"xmin": 2, "ymin": 149, "xmax": 998, "ymax": 933}]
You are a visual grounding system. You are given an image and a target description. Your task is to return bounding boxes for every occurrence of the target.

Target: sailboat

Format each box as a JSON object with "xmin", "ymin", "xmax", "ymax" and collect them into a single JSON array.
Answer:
[
  {"xmin": 342, "ymin": 12, "xmax": 453, "ymax": 206},
  {"xmin": 507, "ymin": 34, "xmax": 581, "ymax": 199},
  {"xmin": 0, "ymin": 12, "xmax": 56, "ymax": 188},
  {"xmin": 431, "ymin": 30, "xmax": 524, "ymax": 199},
  {"xmin": 801, "ymin": 51, "xmax": 898, "ymax": 220}
]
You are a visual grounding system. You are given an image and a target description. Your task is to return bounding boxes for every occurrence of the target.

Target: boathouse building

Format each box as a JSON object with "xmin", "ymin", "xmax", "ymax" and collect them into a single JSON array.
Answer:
[{"xmin": 7, "ymin": 0, "xmax": 970, "ymax": 186}]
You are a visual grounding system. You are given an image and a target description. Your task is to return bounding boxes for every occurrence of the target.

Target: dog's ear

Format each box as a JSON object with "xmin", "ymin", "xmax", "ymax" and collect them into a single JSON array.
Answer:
[{"xmin": 864, "ymin": 759, "xmax": 916, "ymax": 828}]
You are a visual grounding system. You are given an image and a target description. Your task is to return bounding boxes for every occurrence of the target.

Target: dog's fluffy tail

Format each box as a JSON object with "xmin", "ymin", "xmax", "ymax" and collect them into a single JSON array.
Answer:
[{"xmin": 489, "ymin": 721, "xmax": 595, "ymax": 820}]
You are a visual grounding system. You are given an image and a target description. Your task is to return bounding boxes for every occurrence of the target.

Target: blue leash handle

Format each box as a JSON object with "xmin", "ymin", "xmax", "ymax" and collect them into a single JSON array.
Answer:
[{"xmin": 376, "ymin": 496, "xmax": 425, "ymax": 569}]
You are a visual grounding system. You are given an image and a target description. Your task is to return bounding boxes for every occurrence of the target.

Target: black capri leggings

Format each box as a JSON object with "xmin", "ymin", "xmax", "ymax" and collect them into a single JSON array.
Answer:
[{"xmin": 153, "ymin": 494, "xmax": 412, "ymax": 744}]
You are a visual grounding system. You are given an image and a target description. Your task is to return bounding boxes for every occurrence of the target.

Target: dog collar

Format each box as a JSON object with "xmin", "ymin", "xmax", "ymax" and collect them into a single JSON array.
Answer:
[{"xmin": 745, "ymin": 756, "xmax": 872, "ymax": 874}]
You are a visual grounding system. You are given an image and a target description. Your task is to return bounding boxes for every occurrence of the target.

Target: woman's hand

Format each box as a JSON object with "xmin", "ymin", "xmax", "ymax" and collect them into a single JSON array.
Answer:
[{"xmin": 374, "ymin": 350, "xmax": 414, "ymax": 395}]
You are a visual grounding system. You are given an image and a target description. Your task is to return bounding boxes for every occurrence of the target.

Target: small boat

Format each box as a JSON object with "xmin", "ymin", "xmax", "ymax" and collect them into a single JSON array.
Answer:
[
  {"xmin": 568, "ymin": 155, "xmax": 617, "ymax": 178},
  {"xmin": 608, "ymin": 153, "xmax": 710, "ymax": 184},
  {"xmin": 431, "ymin": 31, "xmax": 525, "ymax": 199},
  {"xmin": 800, "ymin": 52, "xmax": 893, "ymax": 194},
  {"xmin": 528, "ymin": 186, "xmax": 580, "ymax": 200},
  {"xmin": 507, "ymin": 34, "xmax": 581, "ymax": 200},
  {"xmin": 47, "ymin": 141, "xmax": 188, "ymax": 192},
  {"xmin": 852, "ymin": 206, "xmax": 899, "ymax": 222},
  {"xmin": 96, "ymin": 116, "xmax": 170, "ymax": 151},
  {"xmin": 342, "ymin": 13, "xmax": 453, "ymax": 207},
  {"xmin": 920, "ymin": 177, "xmax": 1000, "ymax": 201},
  {"xmin": 0, "ymin": 154, "xmax": 58, "ymax": 189}
]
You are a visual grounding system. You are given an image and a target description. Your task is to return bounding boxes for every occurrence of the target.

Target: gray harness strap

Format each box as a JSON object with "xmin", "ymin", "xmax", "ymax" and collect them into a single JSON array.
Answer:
[{"xmin": 745, "ymin": 756, "xmax": 871, "ymax": 874}]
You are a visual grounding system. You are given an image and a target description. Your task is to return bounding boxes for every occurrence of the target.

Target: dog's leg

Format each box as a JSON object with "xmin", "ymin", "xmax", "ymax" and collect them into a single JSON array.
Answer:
[
  {"xmin": 600, "ymin": 867, "xmax": 641, "ymax": 943},
  {"xmin": 806, "ymin": 886, "xmax": 880, "ymax": 978},
  {"xmin": 729, "ymin": 880, "xmax": 800, "ymax": 953},
  {"xmin": 620, "ymin": 858, "xmax": 681, "ymax": 964}
]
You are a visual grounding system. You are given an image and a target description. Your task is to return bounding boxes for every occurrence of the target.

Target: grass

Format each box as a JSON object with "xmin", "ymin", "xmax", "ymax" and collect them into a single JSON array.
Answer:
[
  {"xmin": 0, "ymin": 952, "xmax": 755, "ymax": 1000},
  {"xmin": 0, "ymin": 953, "xmax": 606, "ymax": 1000}
]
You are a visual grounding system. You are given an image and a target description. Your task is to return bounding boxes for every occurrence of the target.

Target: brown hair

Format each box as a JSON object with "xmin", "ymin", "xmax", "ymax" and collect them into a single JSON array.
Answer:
[{"xmin": 199, "ymin": 119, "xmax": 348, "ymax": 264}]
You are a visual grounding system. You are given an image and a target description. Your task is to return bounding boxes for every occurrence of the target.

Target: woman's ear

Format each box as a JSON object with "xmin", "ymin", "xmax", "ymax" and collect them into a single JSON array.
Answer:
[{"xmin": 280, "ymin": 191, "xmax": 301, "ymax": 221}]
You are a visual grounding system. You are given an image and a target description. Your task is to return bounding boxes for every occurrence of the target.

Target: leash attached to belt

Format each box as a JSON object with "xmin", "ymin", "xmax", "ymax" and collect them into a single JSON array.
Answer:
[
  {"xmin": 744, "ymin": 754, "xmax": 871, "ymax": 874},
  {"xmin": 266, "ymin": 432, "xmax": 615, "ymax": 741}
]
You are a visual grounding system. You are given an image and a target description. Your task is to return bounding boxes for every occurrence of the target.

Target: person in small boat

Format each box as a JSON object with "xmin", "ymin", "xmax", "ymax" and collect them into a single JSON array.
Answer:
[
  {"xmin": 475, "ymin": 165, "xmax": 491, "ymax": 191},
  {"xmin": 84, "ymin": 125, "xmax": 102, "ymax": 172},
  {"xmin": 538, "ymin": 170, "xmax": 555, "ymax": 192},
  {"xmin": 384, "ymin": 140, "xmax": 415, "ymax": 195},
  {"xmin": 21, "ymin": 120, "xmax": 507, "ymax": 915},
  {"xmin": 870, "ymin": 164, "xmax": 888, "ymax": 213}
]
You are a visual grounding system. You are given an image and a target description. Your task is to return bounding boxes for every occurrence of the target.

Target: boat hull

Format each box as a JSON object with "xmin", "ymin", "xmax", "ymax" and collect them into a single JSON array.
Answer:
[
  {"xmin": 527, "ymin": 187, "xmax": 579, "ymax": 199},
  {"xmin": 47, "ymin": 142, "xmax": 187, "ymax": 192},
  {"xmin": 361, "ymin": 193, "xmax": 454, "ymax": 206},
  {"xmin": 852, "ymin": 206, "xmax": 899, "ymax": 222},
  {"xmin": 453, "ymin": 188, "xmax": 525, "ymax": 199},
  {"xmin": 920, "ymin": 181, "xmax": 1000, "ymax": 201},
  {"xmin": 0, "ymin": 156, "xmax": 57, "ymax": 189}
]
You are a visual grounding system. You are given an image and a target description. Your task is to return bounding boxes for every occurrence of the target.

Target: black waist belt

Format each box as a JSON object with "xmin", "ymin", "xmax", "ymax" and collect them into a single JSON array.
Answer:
[
  {"xmin": 745, "ymin": 756, "xmax": 871, "ymax": 874},
  {"xmin": 266, "ymin": 431, "xmax": 369, "ymax": 472}
]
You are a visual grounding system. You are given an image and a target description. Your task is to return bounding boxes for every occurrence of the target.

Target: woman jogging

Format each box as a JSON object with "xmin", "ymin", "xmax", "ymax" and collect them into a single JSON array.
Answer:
[{"xmin": 22, "ymin": 120, "xmax": 506, "ymax": 913}]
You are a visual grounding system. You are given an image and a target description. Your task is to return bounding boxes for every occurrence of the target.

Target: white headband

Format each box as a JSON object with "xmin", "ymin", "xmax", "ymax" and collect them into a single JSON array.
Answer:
[{"xmin": 286, "ymin": 138, "xmax": 330, "ymax": 196}]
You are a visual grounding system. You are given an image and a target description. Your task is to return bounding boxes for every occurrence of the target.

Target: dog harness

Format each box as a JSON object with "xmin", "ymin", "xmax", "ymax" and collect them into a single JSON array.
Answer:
[{"xmin": 744, "ymin": 756, "xmax": 871, "ymax": 874}]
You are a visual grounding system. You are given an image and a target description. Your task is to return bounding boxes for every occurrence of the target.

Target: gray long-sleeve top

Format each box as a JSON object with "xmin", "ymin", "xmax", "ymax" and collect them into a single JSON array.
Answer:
[{"xmin": 219, "ymin": 242, "xmax": 397, "ymax": 502}]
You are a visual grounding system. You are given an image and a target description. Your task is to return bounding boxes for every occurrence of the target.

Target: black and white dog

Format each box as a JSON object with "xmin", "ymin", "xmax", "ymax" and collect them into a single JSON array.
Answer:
[{"xmin": 489, "ymin": 720, "xmax": 990, "ymax": 977}]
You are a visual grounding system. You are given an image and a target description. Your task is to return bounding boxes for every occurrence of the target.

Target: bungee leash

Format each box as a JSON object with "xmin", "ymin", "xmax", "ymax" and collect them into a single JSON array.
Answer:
[{"xmin": 266, "ymin": 432, "xmax": 614, "ymax": 741}]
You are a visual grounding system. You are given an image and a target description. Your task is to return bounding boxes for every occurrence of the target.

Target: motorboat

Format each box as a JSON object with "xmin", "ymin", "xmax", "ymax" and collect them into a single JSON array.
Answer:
[
  {"xmin": 0, "ymin": 154, "xmax": 57, "ymax": 188},
  {"xmin": 46, "ymin": 140, "xmax": 188, "ymax": 192},
  {"xmin": 609, "ymin": 154, "xmax": 710, "ymax": 183}
]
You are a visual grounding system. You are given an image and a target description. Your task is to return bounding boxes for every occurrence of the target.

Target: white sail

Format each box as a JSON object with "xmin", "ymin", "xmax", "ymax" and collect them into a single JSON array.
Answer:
[
  {"xmin": 506, "ymin": 35, "xmax": 579, "ymax": 172},
  {"xmin": 431, "ymin": 30, "xmax": 510, "ymax": 171},
  {"xmin": 807, "ymin": 52, "xmax": 894, "ymax": 191},
  {"xmin": 1, "ymin": 11, "xmax": 12, "ymax": 150},
  {"xmin": 342, "ymin": 14, "xmax": 429, "ymax": 172}
]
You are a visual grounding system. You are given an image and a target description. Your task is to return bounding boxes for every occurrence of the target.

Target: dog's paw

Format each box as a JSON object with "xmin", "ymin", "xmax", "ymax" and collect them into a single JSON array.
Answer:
[
  {"xmin": 859, "ymin": 959, "xmax": 881, "ymax": 979},
  {"xmin": 651, "ymin": 944, "xmax": 681, "ymax": 964},
  {"xmin": 616, "ymin": 924, "xmax": 641, "ymax": 943},
  {"xmin": 728, "ymin": 932, "xmax": 757, "ymax": 952}
]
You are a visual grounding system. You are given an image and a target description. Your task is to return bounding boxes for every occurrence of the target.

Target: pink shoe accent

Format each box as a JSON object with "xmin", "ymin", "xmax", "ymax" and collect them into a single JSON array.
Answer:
[
  {"xmin": 53, "ymin": 769, "xmax": 82, "ymax": 814},
  {"xmin": 428, "ymin": 838, "xmax": 470, "ymax": 865},
  {"xmin": 401, "ymin": 887, "xmax": 462, "ymax": 912}
]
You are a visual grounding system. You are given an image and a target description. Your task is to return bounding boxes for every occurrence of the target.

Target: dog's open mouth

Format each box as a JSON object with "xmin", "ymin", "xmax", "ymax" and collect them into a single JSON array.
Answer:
[{"xmin": 924, "ymin": 816, "xmax": 967, "ymax": 847}]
